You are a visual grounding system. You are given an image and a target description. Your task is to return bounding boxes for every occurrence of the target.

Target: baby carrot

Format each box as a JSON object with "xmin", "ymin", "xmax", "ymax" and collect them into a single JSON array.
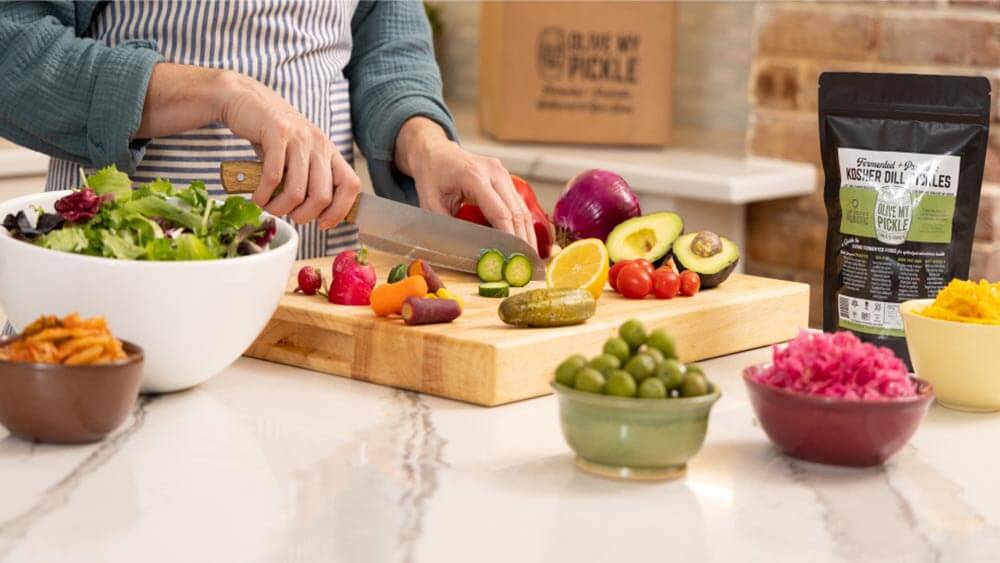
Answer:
[{"xmin": 370, "ymin": 275, "xmax": 429, "ymax": 316}]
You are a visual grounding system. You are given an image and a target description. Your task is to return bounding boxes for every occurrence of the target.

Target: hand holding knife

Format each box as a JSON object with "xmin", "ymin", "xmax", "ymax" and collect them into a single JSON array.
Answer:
[{"xmin": 220, "ymin": 160, "xmax": 545, "ymax": 280}]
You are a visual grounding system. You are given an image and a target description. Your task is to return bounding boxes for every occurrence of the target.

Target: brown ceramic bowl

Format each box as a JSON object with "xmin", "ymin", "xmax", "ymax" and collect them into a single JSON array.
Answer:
[
  {"xmin": 743, "ymin": 364, "xmax": 934, "ymax": 467},
  {"xmin": 0, "ymin": 337, "xmax": 144, "ymax": 444}
]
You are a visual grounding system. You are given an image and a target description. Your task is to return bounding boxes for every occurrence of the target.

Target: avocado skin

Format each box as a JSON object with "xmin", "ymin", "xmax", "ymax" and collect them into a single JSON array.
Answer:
[
  {"xmin": 677, "ymin": 257, "xmax": 739, "ymax": 288},
  {"xmin": 672, "ymin": 232, "xmax": 740, "ymax": 288}
]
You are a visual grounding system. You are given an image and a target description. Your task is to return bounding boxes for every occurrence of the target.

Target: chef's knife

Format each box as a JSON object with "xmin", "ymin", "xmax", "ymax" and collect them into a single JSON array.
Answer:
[{"xmin": 220, "ymin": 160, "xmax": 545, "ymax": 280}]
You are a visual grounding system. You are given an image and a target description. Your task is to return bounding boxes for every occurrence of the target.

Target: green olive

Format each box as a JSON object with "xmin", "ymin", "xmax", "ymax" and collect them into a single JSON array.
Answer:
[
  {"xmin": 685, "ymin": 363, "xmax": 705, "ymax": 377},
  {"xmin": 574, "ymin": 368, "xmax": 606, "ymax": 394},
  {"xmin": 638, "ymin": 377, "xmax": 667, "ymax": 399},
  {"xmin": 646, "ymin": 329, "xmax": 677, "ymax": 359},
  {"xmin": 588, "ymin": 354, "xmax": 621, "ymax": 376},
  {"xmin": 602, "ymin": 337, "xmax": 631, "ymax": 364},
  {"xmin": 680, "ymin": 372, "xmax": 710, "ymax": 397},
  {"xmin": 554, "ymin": 356, "xmax": 586, "ymax": 387},
  {"xmin": 641, "ymin": 346, "xmax": 665, "ymax": 364},
  {"xmin": 618, "ymin": 319, "xmax": 647, "ymax": 351},
  {"xmin": 606, "ymin": 370, "xmax": 637, "ymax": 397},
  {"xmin": 624, "ymin": 354, "xmax": 657, "ymax": 382},
  {"xmin": 655, "ymin": 358, "xmax": 685, "ymax": 390}
]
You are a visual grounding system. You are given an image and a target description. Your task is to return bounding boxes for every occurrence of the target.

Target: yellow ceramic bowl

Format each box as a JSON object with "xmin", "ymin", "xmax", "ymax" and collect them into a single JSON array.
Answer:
[{"xmin": 900, "ymin": 299, "xmax": 1000, "ymax": 412}]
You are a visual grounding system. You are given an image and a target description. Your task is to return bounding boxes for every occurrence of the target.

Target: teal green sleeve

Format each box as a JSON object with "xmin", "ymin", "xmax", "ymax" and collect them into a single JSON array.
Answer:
[
  {"xmin": 345, "ymin": 0, "xmax": 459, "ymax": 206},
  {"xmin": 0, "ymin": 2, "xmax": 162, "ymax": 173}
]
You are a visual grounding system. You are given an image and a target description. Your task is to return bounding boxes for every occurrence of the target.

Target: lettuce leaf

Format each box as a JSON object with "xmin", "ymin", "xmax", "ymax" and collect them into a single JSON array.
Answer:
[
  {"xmin": 125, "ymin": 196, "xmax": 202, "ymax": 232},
  {"xmin": 86, "ymin": 165, "xmax": 133, "ymax": 201},
  {"xmin": 39, "ymin": 226, "xmax": 89, "ymax": 252},
  {"xmin": 145, "ymin": 238, "xmax": 176, "ymax": 261},
  {"xmin": 101, "ymin": 231, "xmax": 146, "ymax": 260},
  {"xmin": 217, "ymin": 196, "xmax": 262, "ymax": 230},
  {"xmin": 174, "ymin": 233, "xmax": 217, "ymax": 261},
  {"xmin": 176, "ymin": 181, "xmax": 210, "ymax": 211}
]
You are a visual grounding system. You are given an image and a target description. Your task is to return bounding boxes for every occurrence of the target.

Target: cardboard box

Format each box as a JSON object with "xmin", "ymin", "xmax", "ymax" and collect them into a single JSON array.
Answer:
[{"xmin": 478, "ymin": 2, "xmax": 674, "ymax": 147}]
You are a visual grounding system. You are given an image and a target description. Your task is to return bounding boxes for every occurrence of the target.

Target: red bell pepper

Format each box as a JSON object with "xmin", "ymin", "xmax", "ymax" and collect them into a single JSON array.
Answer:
[{"xmin": 454, "ymin": 175, "xmax": 554, "ymax": 258}]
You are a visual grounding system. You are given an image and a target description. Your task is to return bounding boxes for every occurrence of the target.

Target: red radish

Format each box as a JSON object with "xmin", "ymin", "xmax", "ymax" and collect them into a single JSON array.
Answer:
[
  {"xmin": 332, "ymin": 246, "xmax": 377, "ymax": 288},
  {"xmin": 329, "ymin": 270, "xmax": 374, "ymax": 305},
  {"xmin": 295, "ymin": 266, "xmax": 323, "ymax": 295},
  {"xmin": 329, "ymin": 247, "xmax": 377, "ymax": 305}
]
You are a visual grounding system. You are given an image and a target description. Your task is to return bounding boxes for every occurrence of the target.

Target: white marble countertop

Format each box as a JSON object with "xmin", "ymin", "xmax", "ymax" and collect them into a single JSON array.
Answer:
[{"xmin": 2, "ymin": 346, "xmax": 999, "ymax": 563}]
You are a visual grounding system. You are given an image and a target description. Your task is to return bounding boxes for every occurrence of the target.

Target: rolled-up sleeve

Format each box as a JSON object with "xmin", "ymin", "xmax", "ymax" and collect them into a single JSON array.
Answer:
[
  {"xmin": 345, "ymin": 0, "xmax": 459, "ymax": 205},
  {"xmin": 0, "ymin": 2, "xmax": 162, "ymax": 172}
]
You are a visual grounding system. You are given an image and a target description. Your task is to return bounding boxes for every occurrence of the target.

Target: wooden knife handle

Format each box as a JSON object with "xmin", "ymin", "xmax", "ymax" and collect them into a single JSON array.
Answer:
[
  {"xmin": 219, "ymin": 159, "xmax": 361, "ymax": 225},
  {"xmin": 220, "ymin": 160, "xmax": 280, "ymax": 195}
]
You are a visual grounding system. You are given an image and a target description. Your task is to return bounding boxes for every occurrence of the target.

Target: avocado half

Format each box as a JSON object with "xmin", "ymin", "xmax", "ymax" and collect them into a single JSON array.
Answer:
[
  {"xmin": 605, "ymin": 212, "xmax": 684, "ymax": 263},
  {"xmin": 672, "ymin": 231, "xmax": 740, "ymax": 288}
]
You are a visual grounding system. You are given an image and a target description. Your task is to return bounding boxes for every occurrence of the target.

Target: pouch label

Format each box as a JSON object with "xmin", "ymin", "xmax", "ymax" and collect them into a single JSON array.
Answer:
[
  {"xmin": 835, "ymin": 147, "xmax": 960, "ymax": 337},
  {"xmin": 838, "ymin": 148, "xmax": 959, "ymax": 245}
]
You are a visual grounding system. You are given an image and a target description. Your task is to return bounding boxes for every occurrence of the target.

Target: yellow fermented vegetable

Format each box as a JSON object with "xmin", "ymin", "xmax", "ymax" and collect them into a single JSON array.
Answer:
[
  {"xmin": 436, "ymin": 287, "xmax": 464, "ymax": 310},
  {"xmin": 920, "ymin": 279, "xmax": 1000, "ymax": 325}
]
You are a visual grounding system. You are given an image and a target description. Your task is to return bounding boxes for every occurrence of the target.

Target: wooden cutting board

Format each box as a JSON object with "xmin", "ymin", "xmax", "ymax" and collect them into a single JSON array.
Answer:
[{"xmin": 246, "ymin": 251, "xmax": 809, "ymax": 406}]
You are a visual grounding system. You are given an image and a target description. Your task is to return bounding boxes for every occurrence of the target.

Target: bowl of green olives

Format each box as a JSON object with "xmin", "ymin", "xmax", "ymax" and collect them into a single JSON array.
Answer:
[{"xmin": 551, "ymin": 319, "xmax": 720, "ymax": 481}]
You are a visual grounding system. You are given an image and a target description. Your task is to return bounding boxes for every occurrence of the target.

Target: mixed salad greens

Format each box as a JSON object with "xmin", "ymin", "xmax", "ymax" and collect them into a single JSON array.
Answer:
[{"xmin": 2, "ymin": 166, "xmax": 276, "ymax": 261}]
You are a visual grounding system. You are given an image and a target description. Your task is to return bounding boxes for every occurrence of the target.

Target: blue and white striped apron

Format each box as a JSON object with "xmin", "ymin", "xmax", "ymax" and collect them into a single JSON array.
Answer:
[{"xmin": 47, "ymin": 0, "xmax": 361, "ymax": 259}]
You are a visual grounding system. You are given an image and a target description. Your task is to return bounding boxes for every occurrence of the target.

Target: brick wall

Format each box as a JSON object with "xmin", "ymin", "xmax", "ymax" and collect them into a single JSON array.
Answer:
[{"xmin": 746, "ymin": 3, "xmax": 1000, "ymax": 326}]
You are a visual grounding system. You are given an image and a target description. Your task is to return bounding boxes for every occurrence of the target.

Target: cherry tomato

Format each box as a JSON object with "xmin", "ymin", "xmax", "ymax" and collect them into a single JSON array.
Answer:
[
  {"xmin": 608, "ymin": 260, "xmax": 633, "ymax": 292},
  {"xmin": 617, "ymin": 264, "xmax": 653, "ymax": 299},
  {"xmin": 633, "ymin": 259, "xmax": 655, "ymax": 277},
  {"xmin": 679, "ymin": 270, "xmax": 701, "ymax": 297},
  {"xmin": 653, "ymin": 269, "xmax": 680, "ymax": 299}
]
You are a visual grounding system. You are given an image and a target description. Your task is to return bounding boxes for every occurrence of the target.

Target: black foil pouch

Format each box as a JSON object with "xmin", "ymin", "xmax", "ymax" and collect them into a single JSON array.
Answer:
[{"xmin": 819, "ymin": 73, "xmax": 991, "ymax": 368}]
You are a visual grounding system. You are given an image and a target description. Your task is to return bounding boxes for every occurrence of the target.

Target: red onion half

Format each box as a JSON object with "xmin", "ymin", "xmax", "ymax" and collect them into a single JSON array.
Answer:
[{"xmin": 552, "ymin": 169, "xmax": 641, "ymax": 246}]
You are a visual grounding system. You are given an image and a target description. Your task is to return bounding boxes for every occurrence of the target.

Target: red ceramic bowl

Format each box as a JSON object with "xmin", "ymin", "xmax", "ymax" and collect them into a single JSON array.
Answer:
[
  {"xmin": 742, "ymin": 364, "xmax": 934, "ymax": 467},
  {"xmin": 0, "ymin": 338, "xmax": 144, "ymax": 444}
]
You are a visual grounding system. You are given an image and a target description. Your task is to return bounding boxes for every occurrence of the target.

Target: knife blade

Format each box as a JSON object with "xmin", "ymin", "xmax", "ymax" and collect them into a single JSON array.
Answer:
[{"xmin": 220, "ymin": 160, "xmax": 546, "ymax": 280}]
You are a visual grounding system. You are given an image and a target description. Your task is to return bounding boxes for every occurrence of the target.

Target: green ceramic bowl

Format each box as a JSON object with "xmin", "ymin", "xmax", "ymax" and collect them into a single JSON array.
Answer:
[{"xmin": 552, "ymin": 381, "xmax": 721, "ymax": 481}]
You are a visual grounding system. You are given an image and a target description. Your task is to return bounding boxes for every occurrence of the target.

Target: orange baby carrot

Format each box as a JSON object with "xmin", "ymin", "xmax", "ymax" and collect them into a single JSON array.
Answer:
[{"xmin": 370, "ymin": 275, "xmax": 429, "ymax": 316}]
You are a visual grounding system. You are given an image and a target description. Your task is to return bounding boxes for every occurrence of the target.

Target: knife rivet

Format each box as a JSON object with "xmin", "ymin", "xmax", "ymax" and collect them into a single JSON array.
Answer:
[{"xmin": 236, "ymin": 172, "xmax": 246, "ymax": 182}]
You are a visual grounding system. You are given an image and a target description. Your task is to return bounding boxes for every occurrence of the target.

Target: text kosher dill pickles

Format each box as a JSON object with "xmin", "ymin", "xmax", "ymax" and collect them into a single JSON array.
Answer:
[{"xmin": 845, "ymin": 167, "xmax": 952, "ymax": 189}]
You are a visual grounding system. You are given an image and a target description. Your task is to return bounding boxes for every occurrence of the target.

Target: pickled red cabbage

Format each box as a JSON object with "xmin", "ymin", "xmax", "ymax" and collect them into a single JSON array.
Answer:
[{"xmin": 751, "ymin": 331, "xmax": 916, "ymax": 400}]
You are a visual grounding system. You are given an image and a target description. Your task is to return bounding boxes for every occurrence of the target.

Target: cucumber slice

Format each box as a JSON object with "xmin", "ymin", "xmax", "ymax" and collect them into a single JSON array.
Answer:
[
  {"xmin": 476, "ymin": 248, "xmax": 506, "ymax": 282},
  {"xmin": 503, "ymin": 253, "xmax": 532, "ymax": 287},
  {"xmin": 479, "ymin": 281, "xmax": 510, "ymax": 298}
]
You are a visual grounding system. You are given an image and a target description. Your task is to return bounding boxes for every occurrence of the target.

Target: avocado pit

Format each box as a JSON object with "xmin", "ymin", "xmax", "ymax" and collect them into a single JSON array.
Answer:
[
  {"xmin": 690, "ymin": 231, "xmax": 723, "ymax": 258},
  {"xmin": 672, "ymin": 230, "xmax": 740, "ymax": 288}
]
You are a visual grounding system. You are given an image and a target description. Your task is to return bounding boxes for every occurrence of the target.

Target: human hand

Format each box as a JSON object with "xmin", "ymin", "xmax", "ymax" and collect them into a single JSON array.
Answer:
[
  {"xmin": 137, "ymin": 64, "xmax": 359, "ymax": 229},
  {"xmin": 219, "ymin": 72, "xmax": 360, "ymax": 229},
  {"xmin": 394, "ymin": 117, "xmax": 537, "ymax": 251}
]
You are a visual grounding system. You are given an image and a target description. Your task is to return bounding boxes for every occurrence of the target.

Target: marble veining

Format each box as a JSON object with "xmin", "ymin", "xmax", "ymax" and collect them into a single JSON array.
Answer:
[
  {"xmin": 3, "ymin": 348, "xmax": 1000, "ymax": 562},
  {"xmin": 0, "ymin": 397, "xmax": 152, "ymax": 559},
  {"xmin": 395, "ymin": 391, "xmax": 448, "ymax": 563}
]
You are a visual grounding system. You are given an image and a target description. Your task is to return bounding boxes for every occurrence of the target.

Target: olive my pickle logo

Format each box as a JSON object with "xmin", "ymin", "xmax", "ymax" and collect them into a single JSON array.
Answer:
[
  {"xmin": 535, "ymin": 27, "xmax": 640, "ymax": 83},
  {"xmin": 874, "ymin": 186, "xmax": 912, "ymax": 245}
]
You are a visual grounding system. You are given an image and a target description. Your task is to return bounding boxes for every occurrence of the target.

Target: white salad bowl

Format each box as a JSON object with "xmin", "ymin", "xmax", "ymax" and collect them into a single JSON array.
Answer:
[{"xmin": 0, "ymin": 191, "xmax": 298, "ymax": 393}]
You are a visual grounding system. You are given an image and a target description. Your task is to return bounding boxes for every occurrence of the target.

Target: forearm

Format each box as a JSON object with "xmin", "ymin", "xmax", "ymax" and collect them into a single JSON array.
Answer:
[
  {"xmin": 135, "ymin": 63, "xmax": 229, "ymax": 140},
  {"xmin": 394, "ymin": 117, "xmax": 451, "ymax": 178},
  {"xmin": 346, "ymin": 0, "xmax": 459, "ymax": 203},
  {"xmin": 0, "ymin": 2, "xmax": 161, "ymax": 170}
]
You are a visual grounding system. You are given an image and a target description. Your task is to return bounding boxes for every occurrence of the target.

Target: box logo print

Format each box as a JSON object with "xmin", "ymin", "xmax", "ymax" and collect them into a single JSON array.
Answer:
[{"xmin": 537, "ymin": 28, "xmax": 565, "ymax": 82}]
